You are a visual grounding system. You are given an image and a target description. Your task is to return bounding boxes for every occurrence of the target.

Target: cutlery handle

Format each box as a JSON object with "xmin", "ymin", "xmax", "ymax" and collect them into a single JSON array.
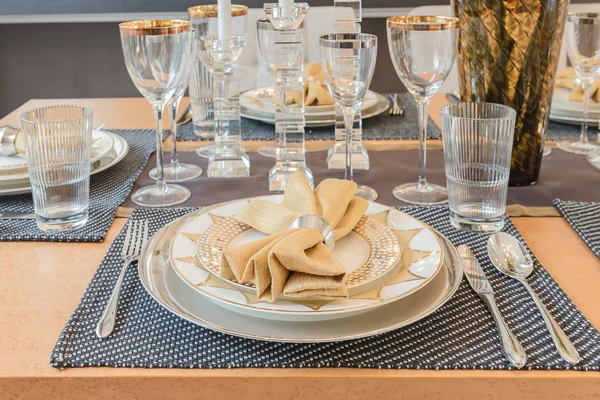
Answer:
[
  {"xmin": 96, "ymin": 259, "xmax": 132, "ymax": 338},
  {"xmin": 521, "ymin": 280, "xmax": 581, "ymax": 365},
  {"xmin": 481, "ymin": 293, "xmax": 527, "ymax": 368}
]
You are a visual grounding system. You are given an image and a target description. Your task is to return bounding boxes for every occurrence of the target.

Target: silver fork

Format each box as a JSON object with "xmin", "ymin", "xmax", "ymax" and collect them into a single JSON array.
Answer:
[
  {"xmin": 96, "ymin": 219, "xmax": 149, "ymax": 338},
  {"xmin": 389, "ymin": 93, "xmax": 404, "ymax": 116}
]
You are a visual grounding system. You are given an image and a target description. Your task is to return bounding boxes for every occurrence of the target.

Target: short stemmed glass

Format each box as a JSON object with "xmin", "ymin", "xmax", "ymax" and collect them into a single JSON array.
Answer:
[
  {"xmin": 120, "ymin": 20, "xmax": 192, "ymax": 206},
  {"xmin": 256, "ymin": 19, "xmax": 278, "ymax": 158},
  {"xmin": 149, "ymin": 39, "xmax": 203, "ymax": 182},
  {"xmin": 387, "ymin": 16, "xmax": 459, "ymax": 205},
  {"xmin": 557, "ymin": 13, "xmax": 600, "ymax": 155},
  {"xmin": 320, "ymin": 33, "xmax": 378, "ymax": 201}
]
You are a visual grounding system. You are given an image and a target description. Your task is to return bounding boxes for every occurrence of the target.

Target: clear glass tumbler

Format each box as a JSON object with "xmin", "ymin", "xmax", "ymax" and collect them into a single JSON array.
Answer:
[
  {"xmin": 20, "ymin": 105, "xmax": 93, "ymax": 232},
  {"xmin": 440, "ymin": 102, "xmax": 516, "ymax": 233}
]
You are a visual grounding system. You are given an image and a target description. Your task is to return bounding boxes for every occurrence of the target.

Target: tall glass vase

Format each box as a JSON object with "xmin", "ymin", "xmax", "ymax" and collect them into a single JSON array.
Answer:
[{"xmin": 452, "ymin": 0, "xmax": 569, "ymax": 186}]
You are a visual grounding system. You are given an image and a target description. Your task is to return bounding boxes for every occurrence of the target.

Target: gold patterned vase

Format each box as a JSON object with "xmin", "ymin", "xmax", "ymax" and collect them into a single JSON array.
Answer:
[{"xmin": 452, "ymin": 0, "xmax": 569, "ymax": 186}]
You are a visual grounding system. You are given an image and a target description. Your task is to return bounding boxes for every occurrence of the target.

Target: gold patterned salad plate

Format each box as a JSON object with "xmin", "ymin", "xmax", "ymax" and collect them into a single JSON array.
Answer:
[{"xmin": 170, "ymin": 195, "xmax": 444, "ymax": 322}]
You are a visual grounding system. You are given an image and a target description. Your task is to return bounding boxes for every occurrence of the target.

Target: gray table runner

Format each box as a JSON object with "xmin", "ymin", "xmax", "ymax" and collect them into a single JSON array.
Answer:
[
  {"xmin": 51, "ymin": 206, "xmax": 600, "ymax": 370},
  {"xmin": 0, "ymin": 129, "xmax": 157, "ymax": 242},
  {"xmin": 123, "ymin": 149, "xmax": 600, "ymax": 209},
  {"xmin": 554, "ymin": 199, "xmax": 600, "ymax": 259},
  {"xmin": 178, "ymin": 93, "xmax": 441, "ymax": 141}
]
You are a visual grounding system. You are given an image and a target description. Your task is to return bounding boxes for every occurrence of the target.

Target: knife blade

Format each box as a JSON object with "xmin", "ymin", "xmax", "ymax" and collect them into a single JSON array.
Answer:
[
  {"xmin": 458, "ymin": 244, "xmax": 527, "ymax": 368},
  {"xmin": 0, "ymin": 211, "xmax": 35, "ymax": 220},
  {"xmin": 446, "ymin": 91, "xmax": 461, "ymax": 103}
]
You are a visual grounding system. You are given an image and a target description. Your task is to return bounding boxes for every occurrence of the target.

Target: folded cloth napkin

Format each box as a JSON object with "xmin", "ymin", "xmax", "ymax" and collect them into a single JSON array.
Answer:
[{"xmin": 220, "ymin": 172, "xmax": 368, "ymax": 302}]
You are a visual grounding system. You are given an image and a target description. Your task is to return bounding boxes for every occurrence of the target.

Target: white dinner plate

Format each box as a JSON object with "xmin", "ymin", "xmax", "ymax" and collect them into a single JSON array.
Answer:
[
  {"xmin": 169, "ymin": 196, "xmax": 444, "ymax": 322},
  {"xmin": 0, "ymin": 131, "xmax": 129, "ymax": 196},
  {"xmin": 242, "ymin": 92, "xmax": 390, "ymax": 128},
  {"xmin": 138, "ymin": 211, "xmax": 463, "ymax": 343},
  {"xmin": 0, "ymin": 130, "xmax": 115, "ymax": 181}
]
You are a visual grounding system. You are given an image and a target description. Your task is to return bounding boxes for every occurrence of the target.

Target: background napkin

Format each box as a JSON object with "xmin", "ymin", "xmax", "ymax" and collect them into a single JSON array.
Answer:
[{"xmin": 220, "ymin": 172, "xmax": 368, "ymax": 301}]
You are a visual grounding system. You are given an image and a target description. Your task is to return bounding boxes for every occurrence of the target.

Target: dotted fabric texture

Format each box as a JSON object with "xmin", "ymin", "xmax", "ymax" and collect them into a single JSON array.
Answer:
[
  {"xmin": 546, "ymin": 121, "xmax": 595, "ymax": 141},
  {"xmin": 554, "ymin": 199, "xmax": 600, "ymax": 259},
  {"xmin": 177, "ymin": 93, "xmax": 441, "ymax": 141},
  {"xmin": 51, "ymin": 206, "xmax": 600, "ymax": 370},
  {"xmin": 0, "ymin": 129, "xmax": 157, "ymax": 242}
]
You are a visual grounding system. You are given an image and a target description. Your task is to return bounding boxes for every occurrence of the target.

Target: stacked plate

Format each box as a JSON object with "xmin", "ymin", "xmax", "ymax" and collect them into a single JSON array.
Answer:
[
  {"xmin": 241, "ymin": 87, "xmax": 390, "ymax": 128},
  {"xmin": 138, "ymin": 195, "xmax": 464, "ymax": 342},
  {"xmin": 550, "ymin": 87, "xmax": 600, "ymax": 126},
  {"xmin": 0, "ymin": 130, "xmax": 129, "ymax": 196}
]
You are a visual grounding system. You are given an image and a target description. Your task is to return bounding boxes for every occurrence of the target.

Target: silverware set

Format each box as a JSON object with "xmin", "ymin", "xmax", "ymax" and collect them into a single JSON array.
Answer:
[{"xmin": 459, "ymin": 233, "xmax": 581, "ymax": 368}]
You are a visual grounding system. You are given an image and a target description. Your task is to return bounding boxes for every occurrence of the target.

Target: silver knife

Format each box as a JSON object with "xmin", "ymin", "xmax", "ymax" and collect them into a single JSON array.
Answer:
[
  {"xmin": 458, "ymin": 245, "xmax": 527, "ymax": 368},
  {"xmin": 0, "ymin": 211, "xmax": 35, "ymax": 220},
  {"xmin": 446, "ymin": 91, "xmax": 461, "ymax": 103}
]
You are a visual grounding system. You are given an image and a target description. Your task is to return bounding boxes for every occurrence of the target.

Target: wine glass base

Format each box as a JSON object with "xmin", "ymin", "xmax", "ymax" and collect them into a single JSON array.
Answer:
[
  {"xmin": 131, "ymin": 184, "xmax": 191, "ymax": 207},
  {"xmin": 258, "ymin": 144, "xmax": 276, "ymax": 158},
  {"xmin": 393, "ymin": 182, "xmax": 448, "ymax": 205},
  {"xmin": 356, "ymin": 185, "xmax": 378, "ymax": 202},
  {"xmin": 557, "ymin": 140, "xmax": 599, "ymax": 155},
  {"xmin": 542, "ymin": 147, "xmax": 552, "ymax": 156},
  {"xmin": 149, "ymin": 163, "xmax": 203, "ymax": 182},
  {"xmin": 196, "ymin": 145, "xmax": 215, "ymax": 159}
]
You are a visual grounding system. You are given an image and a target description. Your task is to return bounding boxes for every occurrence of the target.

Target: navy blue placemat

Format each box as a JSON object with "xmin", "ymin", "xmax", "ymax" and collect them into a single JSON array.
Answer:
[
  {"xmin": 0, "ymin": 129, "xmax": 157, "ymax": 242},
  {"xmin": 554, "ymin": 199, "xmax": 600, "ymax": 259},
  {"xmin": 51, "ymin": 206, "xmax": 600, "ymax": 370}
]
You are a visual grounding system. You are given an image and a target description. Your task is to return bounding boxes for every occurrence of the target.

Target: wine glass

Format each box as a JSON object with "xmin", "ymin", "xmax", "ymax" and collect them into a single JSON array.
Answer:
[
  {"xmin": 557, "ymin": 13, "xmax": 600, "ymax": 155},
  {"xmin": 188, "ymin": 5, "xmax": 248, "ymax": 161},
  {"xmin": 320, "ymin": 33, "xmax": 378, "ymax": 201},
  {"xmin": 387, "ymin": 16, "xmax": 459, "ymax": 205},
  {"xmin": 149, "ymin": 38, "xmax": 203, "ymax": 182},
  {"xmin": 256, "ymin": 19, "xmax": 278, "ymax": 158},
  {"xmin": 119, "ymin": 20, "xmax": 193, "ymax": 206}
]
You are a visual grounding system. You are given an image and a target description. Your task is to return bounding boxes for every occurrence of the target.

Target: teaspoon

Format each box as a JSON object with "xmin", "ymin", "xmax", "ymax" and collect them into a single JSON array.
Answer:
[{"xmin": 487, "ymin": 232, "xmax": 581, "ymax": 365}]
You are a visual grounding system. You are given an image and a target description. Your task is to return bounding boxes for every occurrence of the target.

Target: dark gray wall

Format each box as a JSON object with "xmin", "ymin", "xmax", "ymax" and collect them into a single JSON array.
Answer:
[{"xmin": 0, "ymin": 18, "xmax": 401, "ymax": 116}]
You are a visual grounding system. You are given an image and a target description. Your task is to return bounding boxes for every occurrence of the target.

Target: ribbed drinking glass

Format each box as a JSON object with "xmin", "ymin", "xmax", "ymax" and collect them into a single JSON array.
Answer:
[
  {"xmin": 387, "ymin": 16, "xmax": 459, "ymax": 205},
  {"xmin": 20, "ymin": 105, "xmax": 93, "ymax": 232},
  {"xmin": 119, "ymin": 20, "xmax": 193, "ymax": 207},
  {"xmin": 440, "ymin": 102, "xmax": 516, "ymax": 233}
]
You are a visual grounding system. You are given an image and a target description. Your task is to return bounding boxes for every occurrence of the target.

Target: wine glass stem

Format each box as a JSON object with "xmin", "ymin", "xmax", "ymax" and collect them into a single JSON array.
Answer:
[
  {"xmin": 342, "ymin": 107, "xmax": 356, "ymax": 182},
  {"xmin": 417, "ymin": 99, "xmax": 430, "ymax": 190},
  {"xmin": 152, "ymin": 104, "xmax": 167, "ymax": 193},
  {"xmin": 580, "ymin": 80, "xmax": 591, "ymax": 145},
  {"xmin": 169, "ymin": 94, "xmax": 183, "ymax": 171}
]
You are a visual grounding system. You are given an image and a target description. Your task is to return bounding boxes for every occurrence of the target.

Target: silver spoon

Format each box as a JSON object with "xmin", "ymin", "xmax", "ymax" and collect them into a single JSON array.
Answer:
[{"xmin": 487, "ymin": 232, "xmax": 581, "ymax": 365}]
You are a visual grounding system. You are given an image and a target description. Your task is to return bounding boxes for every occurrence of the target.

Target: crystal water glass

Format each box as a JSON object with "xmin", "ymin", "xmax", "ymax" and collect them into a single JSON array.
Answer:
[
  {"xmin": 557, "ymin": 13, "xmax": 600, "ymax": 155},
  {"xmin": 387, "ymin": 16, "xmax": 459, "ymax": 205},
  {"xmin": 320, "ymin": 33, "xmax": 378, "ymax": 201},
  {"xmin": 440, "ymin": 102, "xmax": 516, "ymax": 233},
  {"xmin": 20, "ymin": 105, "xmax": 93, "ymax": 232},
  {"xmin": 149, "ymin": 39, "xmax": 203, "ymax": 182},
  {"xmin": 120, "ymin": 20, "xmax": 192, "ymax": 207}
]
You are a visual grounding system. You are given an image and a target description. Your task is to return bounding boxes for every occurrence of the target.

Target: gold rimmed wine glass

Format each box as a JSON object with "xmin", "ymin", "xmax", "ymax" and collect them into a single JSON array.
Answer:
[
  {"xmin": 120, "ymin": 20, "xmax": 193, "ymax": 206},
  {"xmin": 387, "ymin": 16, "xmax": 459, "ymax": 205}
]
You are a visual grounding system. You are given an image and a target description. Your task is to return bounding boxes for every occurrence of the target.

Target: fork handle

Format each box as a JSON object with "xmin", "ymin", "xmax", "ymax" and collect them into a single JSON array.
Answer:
[
  {"xmin": 96, "ymin": 259, "xmax": 132, "ymax": 338},
  {"xmin": 481, "ymin": 293, "xmax": 528, "ymax": 368}
]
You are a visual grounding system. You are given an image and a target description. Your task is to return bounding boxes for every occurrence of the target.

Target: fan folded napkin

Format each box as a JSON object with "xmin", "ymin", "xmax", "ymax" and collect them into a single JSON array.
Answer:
[{"xmin": 220, "ymin": 172, "xmax": 368, "ymax": 302}]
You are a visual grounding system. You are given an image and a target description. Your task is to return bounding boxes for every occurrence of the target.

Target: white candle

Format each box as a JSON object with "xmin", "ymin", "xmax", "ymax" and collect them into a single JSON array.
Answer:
[
  {"xmin": 218, "ymin": 0, "xmax": 232, "ymax": 40},
  {"xmin": 279, "ymin": 0, "xmax": 294, "ymax": 19}
]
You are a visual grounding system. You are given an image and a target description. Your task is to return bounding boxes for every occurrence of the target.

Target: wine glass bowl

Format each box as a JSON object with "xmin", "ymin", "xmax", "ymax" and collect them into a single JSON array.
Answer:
[
  {"xmin": 319, "ymin": 33, "xmax": 378, "ymax": 201},
  {"xmin": 387, "ymin": 16, "xmax": 459, "ymax": 205},
  {"xmin": 120, "ymin": 20, "xmax": 193, "ymax": 206},
  {"xmin": 557, "ymin": 13, "xmax": 600, "ymax": 155}
]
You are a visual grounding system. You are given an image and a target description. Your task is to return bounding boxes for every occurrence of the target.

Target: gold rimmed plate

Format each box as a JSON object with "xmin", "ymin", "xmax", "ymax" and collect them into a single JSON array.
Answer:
[
  {"xmin": 196, "ymin": 214, "xmax": 402, "ymax": 298},
  {"xmin": 169, "ymin": 195, "xmax": 445, "ymax": 322}
]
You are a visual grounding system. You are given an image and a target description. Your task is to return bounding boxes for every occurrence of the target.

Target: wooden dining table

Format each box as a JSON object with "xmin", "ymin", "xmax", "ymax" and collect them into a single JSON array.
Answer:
[{"xmin": 1, "ymin": 95, "xmax": 599, "ymax": 399}]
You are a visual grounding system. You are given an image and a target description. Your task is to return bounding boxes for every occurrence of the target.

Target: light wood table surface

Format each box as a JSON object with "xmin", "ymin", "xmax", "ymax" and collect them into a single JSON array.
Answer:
[{"xmin": 1, "ymin": 95, "xmax": 599, "ymax": 399}]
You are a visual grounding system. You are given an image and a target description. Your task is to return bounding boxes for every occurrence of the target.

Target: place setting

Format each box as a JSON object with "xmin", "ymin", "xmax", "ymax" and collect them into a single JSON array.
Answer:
[{"xmin": 0, "ymin": 0, "xmax": 600, "ymax": 386}]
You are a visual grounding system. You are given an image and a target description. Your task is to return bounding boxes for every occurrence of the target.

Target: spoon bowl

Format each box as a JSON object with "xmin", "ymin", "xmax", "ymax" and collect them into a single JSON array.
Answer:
[{"xmin": 487, "ymin": 232, "xmax": 533, "ymax": 279}]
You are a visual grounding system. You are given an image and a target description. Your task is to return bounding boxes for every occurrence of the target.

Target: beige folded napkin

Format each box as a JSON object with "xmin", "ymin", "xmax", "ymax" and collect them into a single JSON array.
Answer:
[
  {"xmin": 556, "ymin": 67, "xmax": 600, "ymax": 102},
  {"xmin": 285, "ymin": 62, "xmax": 335, "ymax": 107},
  {"xmin": 219, "ymin": 172, "xmax": 368, "ymax": 302}
]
